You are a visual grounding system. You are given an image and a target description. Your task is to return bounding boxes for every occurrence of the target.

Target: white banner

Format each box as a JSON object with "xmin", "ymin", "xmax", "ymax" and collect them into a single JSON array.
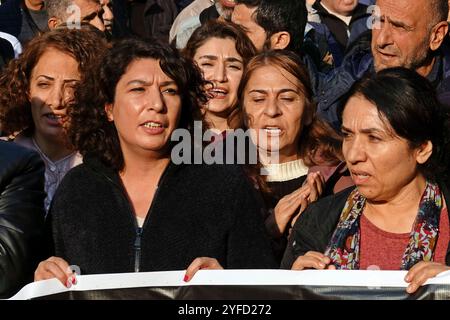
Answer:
[{"xmin": 8, "ymin": 269, "xmax": 450, "ymax": 300}]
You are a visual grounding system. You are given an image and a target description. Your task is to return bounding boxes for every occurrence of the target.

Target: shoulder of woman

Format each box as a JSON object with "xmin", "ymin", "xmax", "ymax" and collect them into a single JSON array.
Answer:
[{"xmin": 294, "ymin": 185, "xmax": 355, "ymax": 230}]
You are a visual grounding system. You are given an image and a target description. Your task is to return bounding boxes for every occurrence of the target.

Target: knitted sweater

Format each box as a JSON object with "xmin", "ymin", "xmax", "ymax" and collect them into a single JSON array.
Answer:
[{"xmin": 47, "ymin": 157, "xmax": 277, "ymax": 275}]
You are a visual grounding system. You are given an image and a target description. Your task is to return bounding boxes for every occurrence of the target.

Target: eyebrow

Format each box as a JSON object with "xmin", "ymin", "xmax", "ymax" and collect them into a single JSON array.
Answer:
[
  {"xmin": 384, "ymin": 16, "xmax": 414, "ymax": 31},
  {"xmin": 126, "ymin": 80, "xmax": 177, "ymax": 87},
  {"xmin": 36, "ymin": 75, "xmax": 79, "ymax": 82},
  {"xmin": 341, "ymin": 126, "xmax": 384, "ymax": 134},
  {"xmin": 248, "ymin": 88, "xmax": 299, "ymax": 94},
  {"xmin": 82, "ymin": 11, "xmax": 99, "ymax": 22},
  {"xmin": 198, "ymin": 55, "xmax": 243, "ymax": 63}
]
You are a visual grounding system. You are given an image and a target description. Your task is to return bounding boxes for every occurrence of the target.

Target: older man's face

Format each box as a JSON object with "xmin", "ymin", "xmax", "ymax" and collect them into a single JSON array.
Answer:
[
  {"xmin": 74, "ymin": 0, "xmax": 105, "ymax": 31},
  {"xmin": 371, "ymin": 0, "xmax": 435, "ymax": 75}
]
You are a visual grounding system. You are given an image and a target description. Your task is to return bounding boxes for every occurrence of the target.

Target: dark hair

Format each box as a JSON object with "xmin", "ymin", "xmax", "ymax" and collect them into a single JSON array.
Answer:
[
  {"xmin": 233, "ymin": 50, "xmax": 315, "ymax": 137},
  {"xmin": 69, "ymin": 38, "xmax": 207, "ymax": 171},
  {"xmin": 184, "ymin": 20, "xmax": 257, "ymax": 65},
  {"xmin": 236, "ymin": 50, "xmax": 342, "ymax": 164},
  {"xmin": 430, "ymin": 0, "xmax": 449, "ymax": 24},
  {"xmin": 341, "ymin": 67, "xmax": 447, "ymax": 181},
  {"xmin": 0, "ymin": 28, "xmax": 108, "ymax": 135},
  {"xmin": 236, "ymin": 0, "xmax": 308, "ymax": 53},
  {"xmin": 233, "ymin": 50, "xmax": 342, "ymax": 195}
]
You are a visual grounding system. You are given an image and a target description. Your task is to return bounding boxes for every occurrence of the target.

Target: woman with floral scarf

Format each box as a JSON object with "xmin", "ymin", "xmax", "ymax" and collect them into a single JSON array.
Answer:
[{"xmin": 282, "ymin": 67, "xmax": 450, "ymax": 295}]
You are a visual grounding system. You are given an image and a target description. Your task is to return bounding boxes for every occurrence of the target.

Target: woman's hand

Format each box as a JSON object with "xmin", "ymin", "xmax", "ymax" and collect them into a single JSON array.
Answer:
[
  {"xmin": 267, "ymin": 172, "xmax": 324, "ymax": 237},
  {"xmin": 34, "ymin": 256, "xmax": 77, "ymax": 288},
  {"xmin": 184, "ymin": 257, "xmax": 223, "ymax": 282},
  {"xmin": 291, "ymin": 251, "xmax": 336, "ymax": 270},
  {"xmin": 404, "ymin": 261, "xmax": 450, "ymax": 294}
]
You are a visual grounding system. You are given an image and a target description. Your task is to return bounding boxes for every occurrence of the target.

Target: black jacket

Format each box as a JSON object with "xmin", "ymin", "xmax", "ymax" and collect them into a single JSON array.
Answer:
[
  {"xmin": 129, "ymin": 0, "xmax": 178, "ymax": 42},
  {"xmin": 281, "ymin": 184, "xmax": 450, "ymax": 269},
  {"xmin": 48, "ymin": 157, "xmax": 277, "ymax": 275},
  {"xmin": 0, "ymin": 141, "xmax": 46, "ymax": 298}
]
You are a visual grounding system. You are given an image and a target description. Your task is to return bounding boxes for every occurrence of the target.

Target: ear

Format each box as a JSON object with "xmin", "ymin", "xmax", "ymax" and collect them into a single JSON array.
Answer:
[
  {"xmin": 269, "ymin": 31, "xmax": 291, "ymax": 50},
  {"xmin": 105, "ymin": 103, "xmax": 114, "ymax": 122},
  {"xmin": 415, "ymin": 140, "xmax": 433, "ymax": 165},
  {"xmin": 429, "ymin": 21, "xmax": 448, "ymax": 51},
  {"xmin": 47, "ymin": 17, "xmax": 60, "ymax": 30}
]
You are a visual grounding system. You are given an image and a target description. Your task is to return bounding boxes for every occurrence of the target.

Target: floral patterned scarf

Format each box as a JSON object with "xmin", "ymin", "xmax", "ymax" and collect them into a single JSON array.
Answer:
[{"xmin": 324, "ymin": 182, "xmax": 442, "ymax": 270}]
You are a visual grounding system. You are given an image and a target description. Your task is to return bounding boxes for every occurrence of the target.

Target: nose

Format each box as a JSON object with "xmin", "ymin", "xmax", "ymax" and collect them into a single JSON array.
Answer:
[
  {"xmin": 146, "ymin": 87, "xmax": 165, "ymax": 112},
  {"xmin": 343, "ymin": 136, "xmax": 367, "ymax": 165},
  {"xmin": 263, "ymin": 97, "xmax": 282, "ymax": 117},
  {"xmin": 90, "ymin": 15, "xmax": 105, "ymax": 32},
  {"xmin": 48, "ymin": 85, "xmax": 65, "ymax": 110},
  {"xmin": 212, "ymin": 62, "xmax": 227, "ymax": 83},
  {"xmin": 375, "ymin": 18, "xmax": 393, "ymax": 48},
  {"xmin": 103, "ymin": 5, "xmax": 114, "ymax": 22}
]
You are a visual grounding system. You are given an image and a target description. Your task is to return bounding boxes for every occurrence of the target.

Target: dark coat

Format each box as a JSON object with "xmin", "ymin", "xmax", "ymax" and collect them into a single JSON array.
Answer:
[
  {"xmin": 0, "ymin": 0, "xmax": 21, "ymax": 37},
  {"xmin": 129, "ymin": 0, "xmax": 178, "ymax": 42},
  {"xmin": 47, "ymin": 157, "xmax": 277, "ymax": 275},
  {"xmin": 309, "ymin": 2, "xmax": 371, "ymax": 67},
  {"xmin": 281, "ymin": 183, "xmax": 450, "ymax": 269},
  {"xmin": 0, "ymin": 141, "xmax": 46, "ymax": 298}
]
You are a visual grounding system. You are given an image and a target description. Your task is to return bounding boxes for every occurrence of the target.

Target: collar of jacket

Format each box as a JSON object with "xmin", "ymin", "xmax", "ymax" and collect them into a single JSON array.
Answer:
[
  {"xmin": 313, "ymin": 1, "xmax": 369, "ymax": 24},
  {"xmin": 82, "ymin": 154, "xmax": 181, "ymax": 191}
]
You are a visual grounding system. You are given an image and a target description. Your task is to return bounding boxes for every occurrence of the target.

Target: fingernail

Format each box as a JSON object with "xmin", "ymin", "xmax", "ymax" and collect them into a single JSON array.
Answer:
[
  {"xmin": 319, "ymin": 263, "xmax": 325, "ymax": 268},
  {"xmin": 72, "ymin": 276, "xmax": 77, "ymax": 285},
  {"xmin": 66, "ymin": 279, "xmax": 72, "ymax": 288},
  {"xmin": 183, "ymin": 275, "xmax": 189, "ymax": 282}
]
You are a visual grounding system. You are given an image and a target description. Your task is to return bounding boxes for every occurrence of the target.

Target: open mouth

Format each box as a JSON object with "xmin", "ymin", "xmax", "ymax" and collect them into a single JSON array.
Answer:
[
  {"xmin": 208, "ymin": 88, "xmax": 228, "ymax": 98},
  {"xmin": 262, "ymin": 126, "xmax": 282, "ymax": 136},
  {"xmin": 221, "ymin": 0, "xmax": 236, "ymax": 8},
  {"xmin": 351, "ymin": 170, "xmax": 371, "ymax": 184},
  {"xmin": 44, "ymin": 113, "xmax": 66, "ymax": 125},
  {"xmin": 142, "ymin": 121, "xmax": 163, "ymax": 129}
]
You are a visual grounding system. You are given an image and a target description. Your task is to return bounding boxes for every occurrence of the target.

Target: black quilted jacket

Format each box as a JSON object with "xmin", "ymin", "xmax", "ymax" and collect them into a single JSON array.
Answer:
[{"xmin": 0, "ymin": 141, "xmax": 45, "ymax": 298}]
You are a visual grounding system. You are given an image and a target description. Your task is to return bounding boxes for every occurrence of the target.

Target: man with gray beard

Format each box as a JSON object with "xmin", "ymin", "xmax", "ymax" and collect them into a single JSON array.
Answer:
[{"xmin": 316, "ymin": 0, "xmax": 450, "ymax": 130}]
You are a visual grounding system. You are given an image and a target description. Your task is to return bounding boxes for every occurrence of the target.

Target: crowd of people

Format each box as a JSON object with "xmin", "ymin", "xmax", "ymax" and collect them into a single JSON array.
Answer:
[{"xmin": 0, "ymin": 0, "xmax": 449, "ymax": 299}]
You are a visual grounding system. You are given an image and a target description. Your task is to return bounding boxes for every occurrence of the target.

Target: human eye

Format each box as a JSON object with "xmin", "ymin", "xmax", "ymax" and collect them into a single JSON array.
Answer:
[
  {"xmin": 280, "ymin": 95, "xmax": 295, "ymax": 102},
  {"xmin": 130, "ymin": 87, "xmax": 145, "ymax": 93},
  {"xmin": 252, "ymin": 96, "xmax": 265, "ymax": 103},
  {"xmin": 368, "ymin": 134, "xmax": 382, "ymax": 142},
  {"xmin": 162, "ymin": 87, "xmax": 179, "ymax": 95},
  {"xmin": 37, "ymin": 82, "xmax": 50, "ymax": 88},
  {"xmin": 340, "ymin": 130, "xmax": 352, "ymax": 139},
  {"xmin": 200, "ymin": 62, "xmax": 213, "ymax": 68},
  {"xmin": 228, "ymin": 63, "xmax": 242, "ymax": 71}
]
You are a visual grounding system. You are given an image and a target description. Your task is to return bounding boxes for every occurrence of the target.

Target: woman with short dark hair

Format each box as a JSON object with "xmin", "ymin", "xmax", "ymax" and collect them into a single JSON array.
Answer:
[
  {"xmin": 34, "ymin": 38, "xmax": 276, "ymax": 287},
  {"xmin": 282, "ymin": 67, "xmax": 450, "ymax": 294}
]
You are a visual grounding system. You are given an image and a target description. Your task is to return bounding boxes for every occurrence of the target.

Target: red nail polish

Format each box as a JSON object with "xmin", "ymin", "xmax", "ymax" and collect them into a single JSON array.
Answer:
[
  {"xmin": 183, "ymin": 275, "xmax": 189, "ymax": 282},
  {"xmin": 72, "ymin": 276, "xmax": 77, "ymax": 285}
]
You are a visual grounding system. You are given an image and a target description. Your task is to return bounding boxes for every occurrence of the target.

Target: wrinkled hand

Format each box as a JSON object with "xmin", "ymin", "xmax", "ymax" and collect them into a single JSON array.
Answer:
[
  {"xmin": 267, "ymin": 172, "xmax": 324, "ymax": 237},
  {"xmin": 34, "ymin": 256, "xmax": 77, "ymax": 288},
  {"xmin": 404, "ymin": 261, "xmax": 450, "ymax": 294},
  {"xmin": 291, "ymin": 251, "xmax": 336, "ymax": 270},
  {"xmin": 184, "ymin": 257, "xmax": 224, "ymax": 282}
]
